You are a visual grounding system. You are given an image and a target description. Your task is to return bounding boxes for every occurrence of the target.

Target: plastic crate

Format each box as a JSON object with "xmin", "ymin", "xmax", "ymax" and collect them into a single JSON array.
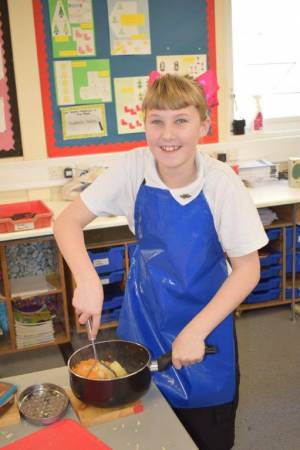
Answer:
[
  {"xmin": 99, "ymin": 270, "xmax": 124, "ymax": 286},
  {"xmin": 285, "ymin": 226, "xmax": 300, "ymax": 250},
  {"xmin": 253, "ymin": 277, "xmax": 281, "ymax": 292},
  {"xmin": 286, "ymin": 252, "xmax": 300, "ymax": 273},
  {"xmin": 285, "ymin": 287, "xmax": 300, "ymax": 299},
  {"xmin": 102, "ymin": 284, "xmax": 124, "ymax": 311},
  {"xmin": 244, "ymin": 288, "xmax": 280, "ymax": 304},
  {"xmin": 0, "ymin": 200, "xmax": 52, "ymax": 233},
  {"xmin": 259, "ymin": 249, "xmax": 281, "ymax": 267},
  {"xmin": 266, "ymin": 228, "xmax": 281, "ymax": 241},
  {"xmin": 88, "ymin": 246, "xmax": 124, "ymax": 274},
  {"xmin": 260, "ymin": 264, "xmax": 282, "ymax": 279}
]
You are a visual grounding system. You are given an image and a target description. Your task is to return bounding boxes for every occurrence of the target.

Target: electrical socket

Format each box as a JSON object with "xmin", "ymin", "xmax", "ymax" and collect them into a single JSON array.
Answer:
[{"xmin": 48, "ymin": 166, "xmax": 64, "ymax": 180}]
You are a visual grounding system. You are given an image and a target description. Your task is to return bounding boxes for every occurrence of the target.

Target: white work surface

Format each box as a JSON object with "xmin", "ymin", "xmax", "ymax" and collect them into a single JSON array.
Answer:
[
  {"xmin": 0, "ymin": 367, "xmax": 197, "ymax": 449},
  {"xmin": 248, "ymin": 180, "xmax": 300, "ymax": 208}
]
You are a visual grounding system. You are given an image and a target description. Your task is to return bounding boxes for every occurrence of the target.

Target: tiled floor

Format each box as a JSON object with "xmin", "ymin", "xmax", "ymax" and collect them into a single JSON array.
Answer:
[{"xmin": 1, "ymin": 305, "xmax": 300, "ymax": 449}]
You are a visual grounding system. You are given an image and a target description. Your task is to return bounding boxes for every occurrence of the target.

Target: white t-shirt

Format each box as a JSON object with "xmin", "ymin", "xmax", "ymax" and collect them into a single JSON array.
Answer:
[{"xmin": 81, "ymin": 147, "xmax": 268, "ymax": 258}]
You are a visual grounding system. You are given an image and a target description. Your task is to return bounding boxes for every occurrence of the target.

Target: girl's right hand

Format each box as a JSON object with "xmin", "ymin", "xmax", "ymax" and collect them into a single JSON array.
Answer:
[{"xmin": 72, "ymin": 271, "xmax": 104, "ymax": 338}]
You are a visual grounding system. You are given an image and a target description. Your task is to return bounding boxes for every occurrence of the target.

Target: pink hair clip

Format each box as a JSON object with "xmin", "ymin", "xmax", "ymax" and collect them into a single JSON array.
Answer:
[
  {"xmin": 148, "ymin": 70, "xmax": 161, "ymax": 85},
  {"xmin": 196, "ymin": 70, "xmax": 219, "ymax": 108}
]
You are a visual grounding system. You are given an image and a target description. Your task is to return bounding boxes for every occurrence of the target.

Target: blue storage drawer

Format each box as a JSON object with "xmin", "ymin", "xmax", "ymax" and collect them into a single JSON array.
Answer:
[
  {"xmin": 88, "ymin": 246, "xmax": 124, "ymax": 274},
  {"xmin": 259, "ymin": 249, "xmax": 281, "ymax": 267},
  {"xmin": 285, "ymin": 287, "xmax": 300, "ymax": 299},
  {"xmin": 260, "ymin": 264, "xmax": 282, "ymax": 279},
  {"xmin": 285, "ymin": 226, "xmax": 300, "ymax": 250},
  {"xmin": 102, "ymin": 284, "xmax": 124, "ymax": 311},
  {"xmin": 266, "ymin": 228, "xmax": 281, "ymax": 241},
  {"xmin": 286, "ymin": 252, "xmax": 300, "ymax": 273},
  {"xmin": 244, "ymin": 288, "xmax": 280, "ymax": 304},
  {"xmin": 99, "ymin": 270, "xmax": 124, "ymax": 286},
  {"xmin": 253, "ymin": 277, "xmax": 281, "ymax": 293},
  {"xmin": 102, "ymin": 307, "xmax": 121, "ymax": 323}
]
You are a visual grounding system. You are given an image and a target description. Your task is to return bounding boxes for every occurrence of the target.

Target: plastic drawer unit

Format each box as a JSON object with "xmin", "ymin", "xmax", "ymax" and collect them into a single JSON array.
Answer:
[
  {"xmin": 88, "ymin": 246, "xmax": 124, "ymax": 274},
  {"xmin": 244, "ymin": 288, "xmax": 281, "ymax": 304}
]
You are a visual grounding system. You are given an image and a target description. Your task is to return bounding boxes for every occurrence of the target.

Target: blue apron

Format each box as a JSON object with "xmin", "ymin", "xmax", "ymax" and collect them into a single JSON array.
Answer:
[{"xmin": 117, "ymin": 183, "xmax": 236, "ymax": 408}]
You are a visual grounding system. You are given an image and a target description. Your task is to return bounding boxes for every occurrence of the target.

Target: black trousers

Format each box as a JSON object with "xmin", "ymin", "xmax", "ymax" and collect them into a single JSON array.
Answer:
[
  {"xmin": 173, "ymin": 328, "xmax": 240, "ymax": 450},
  {"xmin": 172, "ymin": 394, "xmax": 238, "ymax": 450}
]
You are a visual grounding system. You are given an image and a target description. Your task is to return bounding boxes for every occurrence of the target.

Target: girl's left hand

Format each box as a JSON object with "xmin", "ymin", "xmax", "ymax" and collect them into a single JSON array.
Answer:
[{"xmin": 172, "ymin": 327, "xmax": 206, "ymax": 369}]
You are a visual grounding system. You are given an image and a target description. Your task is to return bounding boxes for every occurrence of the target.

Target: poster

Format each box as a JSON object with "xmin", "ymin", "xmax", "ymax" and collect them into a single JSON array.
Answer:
[
  {"xmin": 114, "ymin": 76, "xmax": 147, "ymax": 134},
  {"xmin": 108, "ymin": 0, "xmax": 151, "ymax": 55},
  {"xmin": 54, "ymin": 59, "xmax": 112, "ymax": 105},
  {"xmin": 61, "ymin": 104, "xmax": 107, "ymax": 139},
  {"xmin": 48, "ymin": 0, "xmax": 96, "ymax": 57},
  {"xmin": 156, "ymin": 54, "xmax": 207, "ymax": 77}
]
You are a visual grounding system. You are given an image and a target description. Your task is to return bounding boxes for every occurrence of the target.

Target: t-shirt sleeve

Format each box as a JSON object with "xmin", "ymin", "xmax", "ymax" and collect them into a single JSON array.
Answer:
[
  {"xmin": 209, "ymin": 168, "xmax": 269, "ymax": 258},
  {"xmin": 80, "ymin": 150, "xmax": 145, "ymax": 226}
]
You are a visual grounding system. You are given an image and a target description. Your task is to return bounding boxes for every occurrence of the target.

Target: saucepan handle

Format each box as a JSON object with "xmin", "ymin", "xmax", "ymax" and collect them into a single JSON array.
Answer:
[{"xmin": 150, "ymin": 344, "xmax": 218, "ymax": 372}]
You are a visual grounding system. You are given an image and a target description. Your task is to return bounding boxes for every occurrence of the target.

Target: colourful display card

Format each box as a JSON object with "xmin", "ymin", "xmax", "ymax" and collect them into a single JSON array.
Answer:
[{"xmin": 48, "ymin": 0, "xmax": 96, "ymax": 58}]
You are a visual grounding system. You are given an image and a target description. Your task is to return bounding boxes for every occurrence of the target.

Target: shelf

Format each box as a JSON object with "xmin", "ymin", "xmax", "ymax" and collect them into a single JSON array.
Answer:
[
  {"xmin": 238, "ymin": 298, "xmax": 300, "ymax": 312},
  {"xmin": 10, "ymin": 274, "xmax": 62, "ymax": 299},
  {"xmin": 0, "ymin": 335, "xmax": 13, "ymax": 354}
]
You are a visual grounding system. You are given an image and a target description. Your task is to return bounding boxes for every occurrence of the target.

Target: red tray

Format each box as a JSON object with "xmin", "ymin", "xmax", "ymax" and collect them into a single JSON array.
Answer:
[
  {"xmin": 0, "ymin": 200, "xmax": 52, "ymax": 233},
  {"xmin": 4, "ymin": 418, "xmax": 111, "ymax": 450}
]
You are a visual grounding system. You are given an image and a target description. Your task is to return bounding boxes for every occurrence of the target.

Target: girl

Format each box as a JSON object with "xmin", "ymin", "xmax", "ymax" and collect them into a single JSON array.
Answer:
[{"xmin": 54, "ymin": 71, "xmax": 268, "ymax": 450}]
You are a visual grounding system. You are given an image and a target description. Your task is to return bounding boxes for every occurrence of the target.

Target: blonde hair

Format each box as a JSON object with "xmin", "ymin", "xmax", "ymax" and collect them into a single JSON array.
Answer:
[{"xmin": 142, "ymin": 73, "xmax": 208, "ymax": 121}]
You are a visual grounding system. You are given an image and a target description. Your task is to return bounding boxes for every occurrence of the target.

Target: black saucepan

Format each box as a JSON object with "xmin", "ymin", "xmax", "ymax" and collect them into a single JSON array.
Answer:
[{"xmin": 68, "ymin": 339, "xmax": 217, "ymax": 408}]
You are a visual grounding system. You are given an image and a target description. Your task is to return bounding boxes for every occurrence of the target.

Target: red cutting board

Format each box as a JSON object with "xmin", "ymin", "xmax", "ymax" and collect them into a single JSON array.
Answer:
[{"xmin": 3, "ymin": 418, "xmax": 111, "ymax": 450}]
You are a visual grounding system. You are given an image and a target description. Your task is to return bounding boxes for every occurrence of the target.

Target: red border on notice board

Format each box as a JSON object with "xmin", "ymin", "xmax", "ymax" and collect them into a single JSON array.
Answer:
[{"xmin": 33, "ymin": 0, "xmax": 218, "ymax": 158}]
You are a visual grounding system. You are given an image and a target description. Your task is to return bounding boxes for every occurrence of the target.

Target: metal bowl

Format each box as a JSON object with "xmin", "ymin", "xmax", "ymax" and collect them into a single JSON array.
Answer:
[{"xmin": 17, "ymin": 383, "xmax": 69, "ymax": 425}]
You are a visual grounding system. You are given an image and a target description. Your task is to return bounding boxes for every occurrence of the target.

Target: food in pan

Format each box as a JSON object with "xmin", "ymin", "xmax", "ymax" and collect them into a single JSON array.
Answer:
[{"xmin": 72, "ymin": 358, "xmax": 128, "ymax": 380}]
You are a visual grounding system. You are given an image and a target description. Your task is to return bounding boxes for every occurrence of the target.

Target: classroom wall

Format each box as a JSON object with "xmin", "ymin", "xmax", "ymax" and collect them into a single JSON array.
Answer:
[{"xmin": 1, "ymin": 0, "xmax": 300, "ymax": 200}]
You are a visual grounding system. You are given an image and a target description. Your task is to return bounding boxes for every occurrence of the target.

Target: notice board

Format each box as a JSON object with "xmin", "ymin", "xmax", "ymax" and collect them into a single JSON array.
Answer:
[
  {"xmin": 0, "ymin": 0, "xmax": 23, "ymax": 158},
  {"xmin": 33, "ymin": 0, "xmax": 217, "ymax": 157}
]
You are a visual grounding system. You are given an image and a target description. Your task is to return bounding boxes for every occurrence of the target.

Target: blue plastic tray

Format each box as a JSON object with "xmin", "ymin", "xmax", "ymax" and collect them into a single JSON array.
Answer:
[
  {"xmin": 260, "ymin": 264, "xmax": 282, "ymax": 279},
  {"xmin": 285, "ymin": 226, "xmax": 300, "ymax": 250},
  {"xmin": 102, "ymin": 284, "xmax": 124, "ymax": 312},
  {"xmin": 259, "ymin": 249, "xmax": 281, "ymax": 267},
  {"xmin": 99, "ymin": 270, "xmax": 124, "ymax": 285},
  {"xmin": 244, "ymin": 288, "xmax": 281, "ymax": 304},
  {"xmin": 266, "ymin": 228, "xmax": 281, "ymax": 241},
  {"xmin": 285, "ymin": 287, "xmax": 300, "ymax": 299},
  {"xmin": 253, "ymin": 277, "xmax": 281, "ymax": 293},
  {"xmin": 102, "ymin": 307, "xmax": 121, "ymax": 323},
  {"xmin": 286, "ymin": 252, "xmax": 300, "ymax": 273},
  {"xmin": 88, "ymin": 246, "xmax": 124, "ymax": 274}
]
